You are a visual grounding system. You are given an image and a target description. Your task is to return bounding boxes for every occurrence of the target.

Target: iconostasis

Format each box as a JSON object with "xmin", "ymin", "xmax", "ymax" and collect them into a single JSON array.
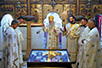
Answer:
[{"xmin": 0, "ymin": 0, "xmax": 102, "ymax": 26}]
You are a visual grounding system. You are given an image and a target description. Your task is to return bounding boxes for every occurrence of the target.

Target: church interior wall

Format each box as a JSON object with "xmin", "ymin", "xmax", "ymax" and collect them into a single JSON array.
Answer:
[
  {"xmin": 18, "ymin": 27, "xmax": 66, "ymax": 50},
  {"xmin": 0, "ymin": 27, "xmax": 66, "ymax": 51}
]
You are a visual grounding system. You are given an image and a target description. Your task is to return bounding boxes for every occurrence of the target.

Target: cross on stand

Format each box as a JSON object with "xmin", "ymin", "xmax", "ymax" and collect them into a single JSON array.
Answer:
[
  {"xmin": 22, "ymin": 0, "xmax": 34, "ymax": 60},
  {"xmin": 22, "ymin": 16, "xmax": 35, "ymax": 60}
]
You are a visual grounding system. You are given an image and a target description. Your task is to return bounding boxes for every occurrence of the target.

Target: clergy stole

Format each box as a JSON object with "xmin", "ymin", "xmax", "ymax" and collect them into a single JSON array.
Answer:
[
  {"xmin": 77, "ymin": 26, "xmax": 90, "ymax": 68},
  {"xmin": 43, "ymin": 24, "xmax": 61, "ymax": 49},
  {"xmin": 83, "ymin": 27, "xmax": 102, "ymax": 68},
  {"xmin": 2, "ymin": 27, "xmax": 19, "ymax": 68},
  {"xmin": 66, "ymin": 23, "xmax": 80, "ymax": 62}
]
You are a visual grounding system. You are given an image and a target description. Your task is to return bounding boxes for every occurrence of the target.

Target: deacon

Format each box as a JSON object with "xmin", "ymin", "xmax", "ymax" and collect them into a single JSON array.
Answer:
[
  {"xmin": 82, "ymin": 19, "xmax": 102, "ymax": 68},
  {"xmin": 43, "ymin": 16, "xmax": 61, "ymax": 49},
  {"xmin": 63, "ymin": 15, "xmax": 80, "ymax": 68}
]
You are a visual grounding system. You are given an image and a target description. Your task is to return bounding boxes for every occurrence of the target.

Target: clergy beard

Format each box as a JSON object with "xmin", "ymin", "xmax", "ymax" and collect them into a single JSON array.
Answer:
[
  {"xmin": 70, "ymin": 21, "xmax": 73, "ymax": 23},
  {"xmin": 70, "ymin": 21, "xmax": 75, "ymax": 24},
  {"xmin": 80, "ymin": 25, "xmax": 86, "ymax": 28},
  {"xmin": 49, "ymin": 24, "xmax": 53, "ymax": 28}
]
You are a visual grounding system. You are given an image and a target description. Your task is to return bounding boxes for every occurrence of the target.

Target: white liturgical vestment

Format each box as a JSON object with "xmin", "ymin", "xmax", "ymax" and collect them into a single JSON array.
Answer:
[
  {"xmin": 2, "ymin": 26, "xmax": 19, "ymax": 68},
  {"xmin": 43, "ymin": 23, "xmax": 61, "ymax": 49},
  {"xmin": 77, "ymin": 26, "xmax": 90, "ymax": 68},
  {"xmin": 83, "ymin": 27, "xmax": 102, "ymax": 68},
  {"xmin": 15, "ymin": 27, "xmax": 24, "ymax": 65}
]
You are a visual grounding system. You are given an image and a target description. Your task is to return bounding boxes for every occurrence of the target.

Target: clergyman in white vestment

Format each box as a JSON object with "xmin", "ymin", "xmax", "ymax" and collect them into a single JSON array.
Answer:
[
  {"xmin": 43, "ymin": 16, "xmax": 61, "ymax": 49},
  {"xmin": 82, "ymin": 19, "xmax": 102, "ymax": 68},
  {"xmin": 63, "ymin": 15, "xmax": 80, "ymax": 68},
  {"xmin": 77, "ymin": 26, "xmax": 90, "ymax": 68},
  {"xmin": 76, "ymin": 18, "xmax": 89, "ymax": 67},
  {"xmin": 15, "ymin": 16, "xmax": 24, "ymax": 66},
  {"xmin": 2, "ymin": 19, "xmax": 20, "ymax": 68},
  {"xmin": 1, "ymin": 14, "xmax": 13, "ymax": 50}
]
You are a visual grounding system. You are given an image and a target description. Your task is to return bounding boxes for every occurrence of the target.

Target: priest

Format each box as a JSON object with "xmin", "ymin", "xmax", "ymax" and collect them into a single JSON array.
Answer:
[
  {"xmin": 1, "ymin": 14, "xmax": 13, "ymax": 50},
  {"xmin": 77, "ymin": 26, "xmax": 90, "ymax": 68},
  {"xmin": 82, "ymin": 19, "xmax": 102, "ymax": 68},
  {"xmin": 2, "ymin": 19, "xmax": 20, "ymax": 68},
  {"xmin": 79, "ymin": 18, "xmax": 88, "ymax": 34},
  {"xmin": 15, "ymin": 16, "xmax": 24, "ymax": 67},
  {"xmin": 76, "ymin": 18, "xmax": 90, "ymax": 68},
  {"xmin": 63, "ymin": 15, "xmax": 80, "ymax": 68}
]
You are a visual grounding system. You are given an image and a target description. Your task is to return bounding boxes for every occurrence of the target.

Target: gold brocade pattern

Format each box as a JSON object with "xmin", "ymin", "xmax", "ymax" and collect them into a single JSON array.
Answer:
[{"xmin": 68, "ymin": 24, "xmax": 79, "ymax": 38}]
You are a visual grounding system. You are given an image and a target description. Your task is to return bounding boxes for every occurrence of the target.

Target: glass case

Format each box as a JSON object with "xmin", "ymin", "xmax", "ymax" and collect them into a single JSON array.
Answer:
[{"xmin": 27, "ymin": 49, "xmax": 72, "ymax": 68}]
